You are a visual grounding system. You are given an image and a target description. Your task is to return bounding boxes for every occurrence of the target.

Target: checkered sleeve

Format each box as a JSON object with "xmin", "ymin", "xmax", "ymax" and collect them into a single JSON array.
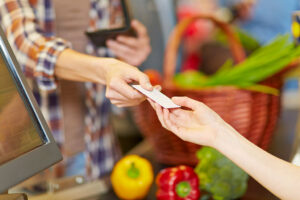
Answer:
[{"xmin": 0, "ymin": 0, "xmax": 70, "ymax": 91}]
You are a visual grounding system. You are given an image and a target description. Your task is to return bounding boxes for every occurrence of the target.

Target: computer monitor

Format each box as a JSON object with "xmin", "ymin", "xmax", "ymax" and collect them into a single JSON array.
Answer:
[{"xmin": 0, "ymin": 27, "xmax": 62, "ymax": 192}]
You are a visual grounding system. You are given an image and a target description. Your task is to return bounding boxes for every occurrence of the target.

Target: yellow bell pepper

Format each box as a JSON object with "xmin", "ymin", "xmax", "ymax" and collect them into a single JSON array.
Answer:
[{"xmin": 111, "ymin": 155, "xmax": 154, "ymax": 200}]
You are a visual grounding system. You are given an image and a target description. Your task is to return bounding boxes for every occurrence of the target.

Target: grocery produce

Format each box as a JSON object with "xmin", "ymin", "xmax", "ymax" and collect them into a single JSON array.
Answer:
[
  {"xmin": 174, "ymin": 35, "xmax": 300, "ymax": 95},
  {"xmin": 236, "ymin": 28, "xmax": 260, "ymax": 52},
  {"xmin": 195, "ymin": 147, "xmax": 248, "ymax": 200},
  {"xmin": 156, "ymin": 165, "xmax": 200, "ymax": 200},
  {"xmin": 174, "ymin": 70, "xmax": 207, "ymax": 89},
  {"xmin": 216, "ymin": 28, "xmax": 260, "ymax": 52},
  {"xmin": 111, "ymin": 155, "xmax": 153, "ymax": 200}
]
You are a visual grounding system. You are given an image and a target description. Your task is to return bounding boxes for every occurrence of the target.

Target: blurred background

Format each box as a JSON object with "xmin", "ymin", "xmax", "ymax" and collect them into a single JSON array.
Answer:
[{"xmin": 7, "ymin": 0, "xmax": 300, "ymax": 199}]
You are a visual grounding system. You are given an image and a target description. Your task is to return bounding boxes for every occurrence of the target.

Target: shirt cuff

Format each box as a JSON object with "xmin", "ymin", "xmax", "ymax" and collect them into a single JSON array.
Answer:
[{"xmin": 35, "ymin": 38, "xmax": 71, "ymax": 91}]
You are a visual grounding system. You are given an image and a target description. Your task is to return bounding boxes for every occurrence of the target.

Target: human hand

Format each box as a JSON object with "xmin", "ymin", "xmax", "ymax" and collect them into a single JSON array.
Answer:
[
  {"xmin": 55, "ymin": 49, "xmax": 152, "ymax": 107},
  {"xmin": 106, "ymin": 20, "xmax": 151, "ymax": 66},
  {"xmin": 149, "ymin": 96, "xmax": 226, "ymax": 147},
  {"xmin": 104, "ymin": 58, "xmax": 153, "ymax": 107}
]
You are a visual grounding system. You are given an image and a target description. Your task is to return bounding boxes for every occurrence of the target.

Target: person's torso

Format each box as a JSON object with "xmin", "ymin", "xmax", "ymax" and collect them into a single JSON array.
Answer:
[{"xmin": 52, "ymin": 0, "xmax": 90, "ymax": 156}]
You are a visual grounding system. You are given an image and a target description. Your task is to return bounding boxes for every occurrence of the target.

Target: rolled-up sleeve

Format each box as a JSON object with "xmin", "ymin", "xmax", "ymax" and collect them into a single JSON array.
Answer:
[{"xmin": 0, "ymin": 0, "xmax": 71, "ymax": 91}]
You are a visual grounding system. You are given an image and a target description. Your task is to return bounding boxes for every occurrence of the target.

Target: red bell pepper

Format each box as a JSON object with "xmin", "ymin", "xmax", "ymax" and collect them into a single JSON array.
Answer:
[{"xmin": 156, "ymin": 165, "xmax": 200, "ymax": 200}]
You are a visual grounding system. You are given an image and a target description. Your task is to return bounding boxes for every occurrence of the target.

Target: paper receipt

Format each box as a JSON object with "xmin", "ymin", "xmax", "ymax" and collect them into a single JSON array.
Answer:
[{"xmin": 131, "ymin": 85, "xmax": 181, "ymax": 109}]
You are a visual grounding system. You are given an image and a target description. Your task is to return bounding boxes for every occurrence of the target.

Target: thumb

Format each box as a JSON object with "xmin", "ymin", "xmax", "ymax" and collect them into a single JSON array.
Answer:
[
  {"xmin": 154, "ymin": 85, "xmax": 162, "ymax": 91},
  {"xmin": 138, "ymin": 72, "xmax": 153, "ymax": 91},
  {"xmin": 171, "ymin": 96, "xmax": 200, "ymax": 110}
]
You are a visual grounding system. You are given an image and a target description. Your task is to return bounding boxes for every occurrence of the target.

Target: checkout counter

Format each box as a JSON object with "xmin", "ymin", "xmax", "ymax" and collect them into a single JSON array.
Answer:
[
  {"xmin": 23, "ymin": 139, "xmax": 279, "ymax": 200},
  {"xmin": 21, "ymin": 101, "xmax": 300, "ymax": 200}
]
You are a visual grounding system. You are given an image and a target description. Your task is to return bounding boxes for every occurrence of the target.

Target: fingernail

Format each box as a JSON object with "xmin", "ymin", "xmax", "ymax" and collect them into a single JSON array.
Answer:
[
  {"xmin": 157, "ymin": 85, "xmax": 162, "ymax": 91},
  {"xmin": 146, "ymin": 83, "xmax": 153, "ymax": 90}
]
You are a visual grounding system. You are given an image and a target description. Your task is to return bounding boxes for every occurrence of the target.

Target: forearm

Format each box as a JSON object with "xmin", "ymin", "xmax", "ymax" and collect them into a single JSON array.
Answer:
[
  {"xmin": 55, "ymin": 49, "xmax": 114, "ymax": 85},
  {"xmin": 214, "ymin": 123, "xmax": 300, "ymax": 200}
]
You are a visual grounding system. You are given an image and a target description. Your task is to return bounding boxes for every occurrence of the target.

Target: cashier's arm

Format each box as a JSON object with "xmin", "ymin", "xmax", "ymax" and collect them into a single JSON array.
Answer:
[
  {"xmin": 54, "ymin": 20, "xmax": 152, "ymax": 107},
  {"xmin": 55, "ymin": 49, "xmax": 152, "ymax": 107},
  {"xmin": 149, "ymin": 97, "xmax": 300, "ymax": 200}
]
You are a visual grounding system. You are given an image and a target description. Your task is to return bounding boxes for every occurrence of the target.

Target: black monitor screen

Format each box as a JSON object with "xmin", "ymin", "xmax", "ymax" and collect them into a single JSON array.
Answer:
[{"xmin": 0, "ymin": 55, "xmax": 44, "ymax": 165}]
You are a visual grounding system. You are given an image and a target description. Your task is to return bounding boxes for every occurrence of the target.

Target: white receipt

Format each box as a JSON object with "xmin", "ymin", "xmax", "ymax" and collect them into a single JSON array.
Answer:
[{"xmin": 132, "ymin": 85, "xmax": 181, "ymax": 109}]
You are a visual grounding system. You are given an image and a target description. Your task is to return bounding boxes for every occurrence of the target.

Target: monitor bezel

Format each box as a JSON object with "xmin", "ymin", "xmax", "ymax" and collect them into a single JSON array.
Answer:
[{"xmin": 0, "ymin": 27, "xmax": 62, "ymax": 192}]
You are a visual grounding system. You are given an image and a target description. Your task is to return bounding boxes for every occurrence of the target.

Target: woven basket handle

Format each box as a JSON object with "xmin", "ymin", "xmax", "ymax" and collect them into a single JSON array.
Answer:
[{"xmin": 163, "ymin": 14, "xmax": 246, "ymax": 86}]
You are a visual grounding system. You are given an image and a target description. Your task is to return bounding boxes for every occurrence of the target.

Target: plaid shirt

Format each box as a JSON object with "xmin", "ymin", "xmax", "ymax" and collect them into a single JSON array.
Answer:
[{"xmin": 0, "ymin": 0, "xmax": 122, "ymax": 179}]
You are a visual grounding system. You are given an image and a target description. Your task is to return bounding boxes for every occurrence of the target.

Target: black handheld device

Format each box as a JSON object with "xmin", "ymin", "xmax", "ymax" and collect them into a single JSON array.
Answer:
[{"xmin": 85, "ymin": 0, "xmax": 136, "ymax": 47}]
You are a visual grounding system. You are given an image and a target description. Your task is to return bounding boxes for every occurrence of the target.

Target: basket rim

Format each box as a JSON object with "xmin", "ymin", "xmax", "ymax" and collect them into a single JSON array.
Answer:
[{"xmin": 162, "ymin": 85, "xmax": 280, "ymax": 95}]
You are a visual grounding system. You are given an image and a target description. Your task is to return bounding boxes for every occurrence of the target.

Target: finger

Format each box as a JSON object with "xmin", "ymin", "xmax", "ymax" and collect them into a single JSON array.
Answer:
[
  {"xmin": 163, "ymin": 109, "xmax": 180, "ymax": 133},
  {"xmin": 154, "ymin": 85, "xmax": 162, "ymax": 91},
  {"xmin": 111, "ymin": 98, "xmax": 145, "ymax": 106},
  {"xmin": 116, "ymin": 35, "xmax": 141, "ymax": 49},
  {"xmin": 168, "ymin": 112, "xmax": 191, "ymax": 128},
  {"xmin": 105, "ymin": 88, "xmax": 129, "ymax": 101},
  {"xmin": 171, "ymin": 96, "xmax": 201, "ymax": 110},
  {"xmin": 129, "ymin": 70, "xmax": 153, "ymax": 91},
  {"xmin": 112, "ymin": 102, "xmax": 140, "ymax": 108},
  {"xmin": 116, "ymin": 35, "xmax": 151, "ymax": 65},
  {"xmin": 108, "ymin": 79, "xmax": 145, "ymax": 100},
  {"xmin": 169, "ymin": 108, "xmax": 186, "ymax": 117},
  {"xmin": 131, "ymin": 20, "xmax": 148, "ymax": 38},
  {"xmin": 111, "ymin": 100, "xmax": 127, "ymax": 106},
  {"xmin": 147, "ymin": 98, "xmax": 155, "ymax": 109},
  {"xmin": 117, "ymin": 34, "xmax": 150, "ymax": 49},
  {"xmin": 107, "ymin": 40, "xmax": 146, "ymax": 66},
  {"xmin": 139, "ymin": 73, "xmax": 153, "ymax": 90},
  {"xmin": 169, "ymin": 112, "xmax": 181, "ymax": 125},
  {"xmin": 169, "ymin": 108, "xmax": 195, "ymax": 122},
  {"xmin": 162, "ymin": 108, "xmax": 170, "ymax": 128},
  {"xmin": 110, "ymin": 98, "xmax": 143, "ymax": 106},
  {"xmin": 154, "ymin": 102, "xmax": 167, "ymax": 128},
  {"xmin": 162, "ymin": 110, "xmax": 187, "ymax": 141},
  {"xmin": 106, "ymin": 40, "xmax": 136, "ymax": 57},
  {"xmin": 168, "ymin": 121, "xmax": 180, "ymax": 134}
]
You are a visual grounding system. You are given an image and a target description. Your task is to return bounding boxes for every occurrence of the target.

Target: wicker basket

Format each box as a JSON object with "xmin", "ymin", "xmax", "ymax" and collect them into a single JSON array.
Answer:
[{"xmin": 134, "ymin": 15, "xmax": 296, "ymax": 166}]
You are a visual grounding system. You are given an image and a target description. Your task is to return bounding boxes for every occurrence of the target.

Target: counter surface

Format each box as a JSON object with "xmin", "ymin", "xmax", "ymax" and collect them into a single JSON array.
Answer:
[{"xmin": 28, "ymin": 107, "xmax": 300, "ymax": 200}]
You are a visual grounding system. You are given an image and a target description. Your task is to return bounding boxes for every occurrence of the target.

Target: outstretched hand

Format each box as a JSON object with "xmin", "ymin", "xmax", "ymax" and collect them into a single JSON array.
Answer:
[
  {"xmin": 104, "ymin": 59, "xmax": 153, "ymax": 107},
  {"xmin": 148, "ymin": 96, "xmax": 225, "ymax": 147}
]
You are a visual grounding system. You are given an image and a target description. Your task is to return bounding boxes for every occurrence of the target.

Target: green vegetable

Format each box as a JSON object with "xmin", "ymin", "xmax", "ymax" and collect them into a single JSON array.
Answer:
[
  {"xmin": 174, "ymin": 71, "xmax": 207, "ymax": 89},
  {"xmin": 195, "ymin": 147, "xmax": 248, "ymax": 200},
  {"xmin": 174, "ymin": 34, "xmax": 300, "ymax": 95},
  {"xmin": 236, "ymin": 29, "xmax": 261, "ymax": 52},
  {"xmin": 203, "ymin": 35, "xmax": 298, "ymax": 86},
  {"xmin": 216, "ymin": 28, "xmax": 260, "ymax": 52}
]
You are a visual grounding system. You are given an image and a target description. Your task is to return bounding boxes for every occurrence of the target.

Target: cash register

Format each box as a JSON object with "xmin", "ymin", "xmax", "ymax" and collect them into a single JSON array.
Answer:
[{"xmin": 0, "ymin": 26, "xmax": 62, "ymax": 199}]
